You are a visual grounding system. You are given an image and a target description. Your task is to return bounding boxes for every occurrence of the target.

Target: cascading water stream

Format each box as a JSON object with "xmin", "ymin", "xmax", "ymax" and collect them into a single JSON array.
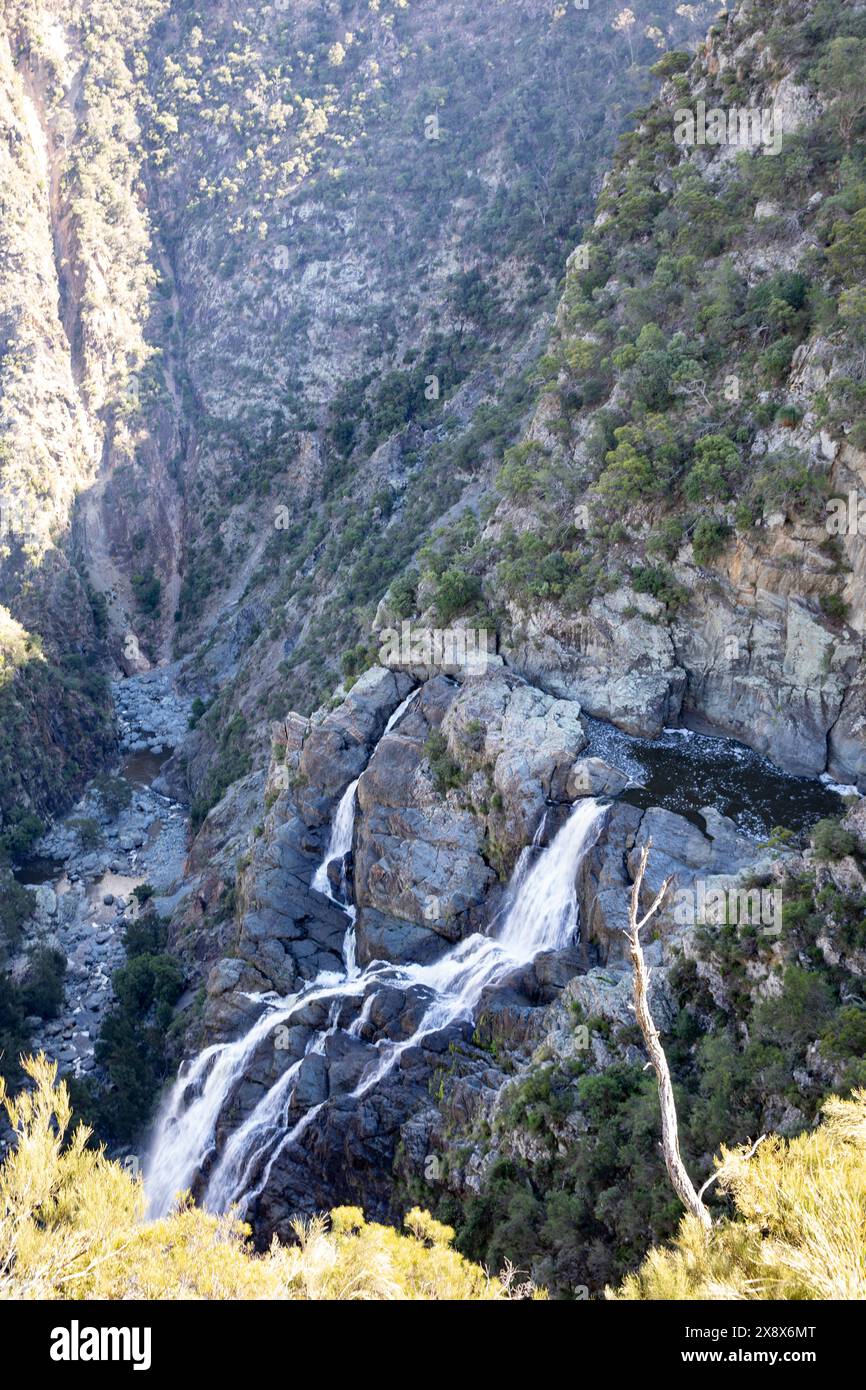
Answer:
[
  {"xmin": 349, "ymin": 796, "xmax": 605, "ymax": 1098},
  {"xmin": 146, "ymin": 688, "xmax": 419, "ymax": 1214},
  {"xmin": 144, "ymin": 973, "xmax": 371, "ymax": 1217},
  {"xmin": 311, "ymin": 776, "xmax": 360, "ymax": 976},
  {"xmin": 205, "ymin": 999, "xmax": 344, "ymax": 1213},
  {"xmin": 145, "ymin": 795, "xmax": 606, "ymax": 1217},
  {"xmin": 310, "ymin": 685, "xmax": 420, "ymax": 973},
  {"xmin": 311, "ymin": 779, "xmax": 359, "ymax": 903}
]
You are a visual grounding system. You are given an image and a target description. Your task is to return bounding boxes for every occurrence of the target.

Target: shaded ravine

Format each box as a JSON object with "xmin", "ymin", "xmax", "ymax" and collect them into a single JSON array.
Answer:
[
  {"xmin": 144, "ymin": 784, "xmax": 607, "ymax": 1219},
  {"xmin": 8, "ymin": 669, "xmax": 190, "ymax": 1086}
]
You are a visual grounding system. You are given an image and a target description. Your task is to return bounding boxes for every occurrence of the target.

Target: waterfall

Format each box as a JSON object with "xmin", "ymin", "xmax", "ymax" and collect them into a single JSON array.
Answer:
[
  {"xmin": 310, "ymin": 686, "xmax": 420, "ymax": 971},
  {"xmin": 348, "ymin": 797, "xmax": 606, "ymax": 1097},
  {"xmin": 144, "ymin": 1002, "xmax": 296, "ymax": 1219},
  {"xmin": 204, "ymin": 1000, "xmax": 344, "ymax": 1214},
  {"xmin": 145, "ymin": 734, "xmax": 605, "ymax": 1219},
  {"xmin": 146, "ymin": 686, "xmax": 421, "ymax": 1215},
  {"xmin": 145, "ymin": 974, "xmax": 370, "ymax": 1217},
  {"xmin": 311, "ymin": 778, "xmax": 359, "ymax": 901}
]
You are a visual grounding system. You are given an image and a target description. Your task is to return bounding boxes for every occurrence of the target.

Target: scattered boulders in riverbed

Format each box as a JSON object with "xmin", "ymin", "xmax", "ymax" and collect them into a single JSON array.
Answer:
[
  {"xmin": 113, "ymin": 667, "xmax": 189, "ymax": 755},
  {"xmin": 10, "ymin": 669, "xmax": 191, "ymax": 1085}
]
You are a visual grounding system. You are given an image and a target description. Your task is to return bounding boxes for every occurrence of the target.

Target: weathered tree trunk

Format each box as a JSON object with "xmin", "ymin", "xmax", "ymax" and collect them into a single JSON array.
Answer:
[{"xmin": 625, "ymin": 840, "xmax": 712, "ymax": 1230}]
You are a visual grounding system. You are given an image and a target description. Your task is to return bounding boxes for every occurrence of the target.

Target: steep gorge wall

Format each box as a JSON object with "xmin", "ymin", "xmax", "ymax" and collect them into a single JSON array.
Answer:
[
  {"xmin": 468, "ymin": 0, "xmax": 866, "ymax": 785},
  {"xmin": 0, "ymin": 14, "xmax": 111, "ymax": 827},
  {"xmin": 2, "ymin": 0, "xmax": 708, "ymax": 828},
  {"xmin": 133, "ymin": 0, "xmax": 707, "ymax": 813},
  {"xmin": 0, "ymin": 0, "xmax": 189, "ymax": 831}
]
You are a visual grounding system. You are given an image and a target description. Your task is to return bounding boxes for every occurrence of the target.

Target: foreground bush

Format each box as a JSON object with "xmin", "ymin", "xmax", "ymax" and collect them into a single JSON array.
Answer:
[
  {"xmin": 611, "ymin": 1090, "xmax": 866, "ymax": 1300},
  {"xmin": 0, "ymin": 1056, "xmax": 506, "ymax": 1300}
]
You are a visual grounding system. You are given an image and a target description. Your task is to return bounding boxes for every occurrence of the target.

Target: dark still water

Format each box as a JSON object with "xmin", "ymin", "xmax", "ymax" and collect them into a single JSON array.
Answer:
[
  {"xmin": 10, "ymin": 748, "xmax": 174, "ymax": 886},
  {"xmin": 122, "ymin": 749, "xmax": 171, "ymax": 788},
  {"xmin": 583, "ymin": 718, "xmax": 852, "ymax": 839},
  {"xmin": 12, "ymin": 855, "xmax": 67, "ymax": 886}
]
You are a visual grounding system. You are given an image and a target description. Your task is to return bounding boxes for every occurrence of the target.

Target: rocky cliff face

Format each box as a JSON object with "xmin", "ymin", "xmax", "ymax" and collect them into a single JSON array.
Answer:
[
  {"xmin": 3, "ymin": 0, "xmax": 866, "ymax": 1300},
  {"xmin": 0, "ymin": 0, "xmax": 187, "ymax": 833},
  {"xmin": 156, "ymin": 651, "xmax": 863, "ymax": 1292},
  {"xmin": 3, "ymin": 0, "xmax": 711, "ymax": 830},
  {"xmin": 144, "ymin": 0, "xmax": 708, "ymax": 819},
  {"xmin": 460, "ymin": 0, "xmax": 866, "ymax": 788}
]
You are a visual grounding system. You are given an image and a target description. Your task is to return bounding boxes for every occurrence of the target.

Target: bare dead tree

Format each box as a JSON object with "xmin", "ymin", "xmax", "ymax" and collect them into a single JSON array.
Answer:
[
  {"xmin": 625, "ymin": 840, "xmax": 712, "ymax": 1230},
  {"xmin": 673, "ymin": 376, "xmax": 714, "ymax": 414}
]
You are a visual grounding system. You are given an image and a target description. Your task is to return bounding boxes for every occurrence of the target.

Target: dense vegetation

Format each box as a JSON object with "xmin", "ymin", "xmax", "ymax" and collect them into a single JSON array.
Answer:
[
  {"xmin": 378, "ymin": 0, "xmax": 866, "ymax": 635},
  {"xmin": 3, "ymin": 1055, "xmax": 864, "ymax": 1301},
  {"xmin": 614, "ymin": 1088, "xmax": 866, "ymax": 1300},
  {"xmin": 0, "ymin": 867, "xmax": 65, "ymax": 1086},
  {"xmin": 416, "ymin": 800, "xmax": 866, "ymax": 1295},
  {"xmin": 392, "ymin": 0, "xmax": 866, "ymax": 1283},
  {"xmin": 1, "ymin": 1056, "xmax": 510, "ymax": 1300}
]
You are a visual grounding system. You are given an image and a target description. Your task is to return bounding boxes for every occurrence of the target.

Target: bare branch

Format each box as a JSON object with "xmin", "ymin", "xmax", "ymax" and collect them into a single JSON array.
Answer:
[{"xmin": 697, "ymin": 1134, "xmax": 767, "ymax": 1203}]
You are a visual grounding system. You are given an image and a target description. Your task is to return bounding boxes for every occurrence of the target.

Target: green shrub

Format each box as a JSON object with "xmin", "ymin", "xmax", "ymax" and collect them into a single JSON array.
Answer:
[
  {"xmin": 646, "ymin": 518, "xmax": 685, "ymax": 560},
  {"xmin": 822, "ymin": 1005, "xmax": 866, "ymax": 1062},
  {"xmin": 68, "ymin": 818, "xmax": 103, "ymax": 851},
  {"xmin": 748, "ymin": 451, "xmax": 827, "ymax": 520},
  {"xmin": 0, "ymin": 810, "xmax": 45, "ymax": 863},
  {"xmin": 131, "ymin": 568, "xmax": 162, "ymax": 615},
  {"xmin": 433, "ymin": 568, "xmax": 483, "ymax": 624},
  {"xmin": 0, "ymin": 971, "xmax": 27, "ymax": 1073},
  {"xmin": 20, "ymin": 946, "xmax": 67, "ymax": 1020},
  {"xmin": 496, "ymin": 441, "xmax": 550, "ymax": 498},
  {"xmin": 424, "ymin": 731, "xmax": 464, "ymax": 795},
  {"xmin": 692, "ymin": 516, "xmax": 732, "ymax": 565},
  {"xmin": 388, "ymin": 570, "xmax": 419, "ymax": 619},
  {"xmin": 631, "ymin": 564, "xmax": 688, "ymax": 612},
  {"xmin": 811, "ymin": 818, "xmax": 857, "ymax": 862},
  {"xmin": 759, "ymin": 335, "xmax": 796, "ymax": 384},
  {"xmin": 188, "ymin": 696, "xmax": 207, "ymax": 728},
  {"xmin": 0, "ymin": 876, "xmax": 35, "ymax": 948},
  {"xmin": 683, "ymin": 435, "xmax": 739, "ymax": 503},
  {"xmin": 650, "ymin": 51, "xmax": 691, "ymax": 78},
  {"xmin": 92, "ymin": 774, "xmax": 133, "ymax": 817},
  {"xmin": 820, "ymin": 592, "xmax": 850, "ymax": 622},
  {"xmin": 71, "ymin": 914, "xmax": 185, "ymax": 1146},
  {"xmin": 752, "ymin": 965, "xmax": 835, "ymax": 1059},
  {"xmin": 597, "ymin": 418, "xmax": 678, "ymax": 502}
]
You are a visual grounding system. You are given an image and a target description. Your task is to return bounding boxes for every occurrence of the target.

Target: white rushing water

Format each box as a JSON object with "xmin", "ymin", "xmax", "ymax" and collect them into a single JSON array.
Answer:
[
  {"xmin": 346, "ymin": 796, "xmax": 606, "ymax": 1098},
  {"xmin": 146, "ymin": 691, "xmax": 421, "ymax": 1214},
  {"xmin": 310, "ymin": 778, "xmax": 359, "ymax": 901},
  {"xmin": 145, "ymin": 700, "xmax": 606, "ymax": 1218},
  {"xmin": 310, "ymin": 686, "xmax": 420, "ymax": 973}
]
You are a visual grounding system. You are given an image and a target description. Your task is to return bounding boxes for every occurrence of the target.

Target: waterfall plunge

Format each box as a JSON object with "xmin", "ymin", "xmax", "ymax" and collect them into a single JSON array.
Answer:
[
  {"xmin": 145, "ymin": 733, "xmax": 605, "ymax": 1218},
  {"xmin": 310, "ymin": 686, "xmax": 419, "ymax": 971},
  {"xmin": 146, "ymin": 687, "xmax": 421, "ymax": 1215},
  {"xmin": 347, "ymin": 796, "xmax": 606, "ymax": 1098},
  {"xmin": 311, "ymin": 779, "xmax": 359, "ymax": 901}
]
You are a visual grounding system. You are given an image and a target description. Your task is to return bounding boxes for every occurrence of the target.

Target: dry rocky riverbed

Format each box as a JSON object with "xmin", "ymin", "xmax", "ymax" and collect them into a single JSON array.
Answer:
[{"xmin": 9, "ymin": 668, "xmax": 190, "ymax": 1083}]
